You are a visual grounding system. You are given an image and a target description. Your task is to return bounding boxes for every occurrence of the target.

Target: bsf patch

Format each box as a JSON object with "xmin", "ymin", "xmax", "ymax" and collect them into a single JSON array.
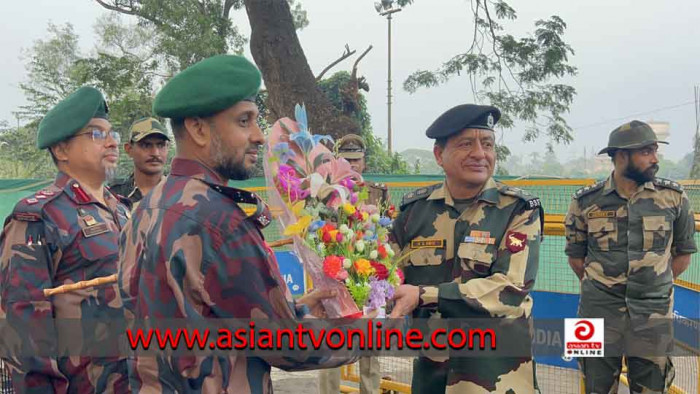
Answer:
[
  {"xmin": 527, "ymin": 198, "xmax": 541, "ymax": 209},
  {"xmin": 587, "ymin": 210, "xmax": 616, "ymax": 219},
  {"xmin": 410, "ymin": 239, "xmax": 445, "ymax": 249},
  {"xmin": 506, "ymin": 231, "xmax": 527, "ymax": 253}
]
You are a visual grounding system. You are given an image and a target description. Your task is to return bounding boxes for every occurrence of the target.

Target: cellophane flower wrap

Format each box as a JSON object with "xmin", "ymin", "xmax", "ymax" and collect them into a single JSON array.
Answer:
[{"xmin": 264, "ymin": 104, "xmax": 404, "ymax": 318}]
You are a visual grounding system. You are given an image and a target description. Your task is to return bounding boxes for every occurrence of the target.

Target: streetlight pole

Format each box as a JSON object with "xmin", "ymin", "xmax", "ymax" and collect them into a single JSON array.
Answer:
[{"xmin": 379, "ymin": 6, "xmax": 401, "ymax": 155}]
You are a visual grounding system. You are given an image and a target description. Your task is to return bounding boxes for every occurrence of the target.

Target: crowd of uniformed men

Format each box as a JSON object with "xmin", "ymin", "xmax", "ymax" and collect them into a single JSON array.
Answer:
[{"xmin": 0, "ymin": 54, "xmax": 695, "ymax": 394}]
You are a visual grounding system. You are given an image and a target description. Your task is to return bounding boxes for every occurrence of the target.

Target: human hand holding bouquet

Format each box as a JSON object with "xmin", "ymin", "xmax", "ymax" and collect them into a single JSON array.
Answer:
[{"xmin": 264, "ymin": 104, "xmax": 404, "ymax": 318}]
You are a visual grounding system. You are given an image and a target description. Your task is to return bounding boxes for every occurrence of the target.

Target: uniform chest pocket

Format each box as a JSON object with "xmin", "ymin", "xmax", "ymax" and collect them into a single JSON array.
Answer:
[
  {"xmin": 587, "ymin": 218, "xmax": 617, "ymax": 251},
  {"xmin": 642, "ymin": 216, "xmax": 671, "ymax": 251},
  {"xmin": 407, "ymin": 247, "xmax": 445, "ymax": 266},
  {"xmin": 457, "ymin": 243, "xmax": 493, "ymax": 276}
]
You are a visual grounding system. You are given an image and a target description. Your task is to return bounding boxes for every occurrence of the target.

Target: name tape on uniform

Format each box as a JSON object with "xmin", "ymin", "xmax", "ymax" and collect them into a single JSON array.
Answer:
[
  {"xmin": 410, "ymin": 239, "xmax": 445, "ymax": 249},
  {"xmin": 587, "ymin": 211, "xmax": 616, "ymax": 219}
]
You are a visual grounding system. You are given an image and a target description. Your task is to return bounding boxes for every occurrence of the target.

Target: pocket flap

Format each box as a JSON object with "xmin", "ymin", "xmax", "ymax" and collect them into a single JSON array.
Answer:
[
  {"xmin": 643, "ymin": 216, "xmax": 670, "ymax": 231},
  {"xmin": 457, "ymin": 243, "xmax": 492, "ymax": 263},
  {"xmin": 408, "ymin": 247, "xmax": 443, "ymax": 266},
  {"xmin": 588, "ymin": 218, "xmax": 615, "ymax": 233}
]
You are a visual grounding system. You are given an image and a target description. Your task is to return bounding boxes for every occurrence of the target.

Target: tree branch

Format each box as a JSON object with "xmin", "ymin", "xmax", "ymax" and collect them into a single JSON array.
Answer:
[
  {"xmin": 315, "ymin": 45, "xmax": 356, "ymax": 81},
  {"xmin": 94, "ymin": 0, "xmax": 139, "ymax": 16},
  {"xmin": 351, "ymin": 45, "xmax": 373, "ymax": 80}
]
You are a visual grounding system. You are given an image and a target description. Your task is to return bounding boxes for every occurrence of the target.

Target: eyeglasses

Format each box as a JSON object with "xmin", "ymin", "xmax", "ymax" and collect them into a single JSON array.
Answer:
[{"xmin": 73, "ymin": 128, "xmax": 121, "ymax": 143}]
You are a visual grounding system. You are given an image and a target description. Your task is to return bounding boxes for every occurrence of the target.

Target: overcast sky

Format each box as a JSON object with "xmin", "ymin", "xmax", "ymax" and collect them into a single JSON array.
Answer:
[{"xmin": 2, "ymin": 0, "xmax": 699, "ymax": 161}]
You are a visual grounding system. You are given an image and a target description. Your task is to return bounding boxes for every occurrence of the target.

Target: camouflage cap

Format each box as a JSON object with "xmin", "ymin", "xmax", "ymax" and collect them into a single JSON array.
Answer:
[
  {"xmin": 598, "ymin": 120, "xmax": 668, "ymax": 155},
  {"xmin": 336, "ymin": 134, "xmax": 365, "ymax": 159},
  {"xmin": 129, "ymin": 117, "xmax": 170, "ymax": 143}
]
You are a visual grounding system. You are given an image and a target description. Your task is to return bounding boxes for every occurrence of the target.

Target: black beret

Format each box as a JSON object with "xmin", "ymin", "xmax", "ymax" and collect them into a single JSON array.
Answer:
[
  {"xmin": 425, "ymin": 104, "xmax": 501, "ymax": 139},
  {"xmin": 153, "ymin": 54, "xmax": 261, "ymax": 118},
  {"xmin": 37, "ymin": 86, "xmax": 108, "ymax": 149}
]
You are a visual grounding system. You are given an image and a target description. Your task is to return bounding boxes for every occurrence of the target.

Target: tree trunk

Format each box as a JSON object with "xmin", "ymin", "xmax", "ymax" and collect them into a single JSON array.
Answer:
[{"xmin": 244, "ymin": 0, "xmax": 360, "ymax": 140}]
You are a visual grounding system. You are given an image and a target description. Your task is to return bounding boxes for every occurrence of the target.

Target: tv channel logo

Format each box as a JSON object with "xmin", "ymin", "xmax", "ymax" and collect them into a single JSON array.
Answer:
[{"xmin": 564, "ymin": 318, "xmax": 604, "ymax": 357}]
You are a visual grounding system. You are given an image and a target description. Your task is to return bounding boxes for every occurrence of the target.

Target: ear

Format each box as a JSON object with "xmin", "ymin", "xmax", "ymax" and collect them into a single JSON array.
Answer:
[
  {"xmin": 124, "ymin": 142, "xmax": 133, "ymax": 156},
  {"xmin": 51, "ymin": 142, "xmax": 70, "ymax": 162},
  {"xmin": 433, "ymin": 144, "xmax": 444, "ymax": 168},
  {"xmin": 183, "ymin": 117, "xmax": 210, "ymax": 148}
]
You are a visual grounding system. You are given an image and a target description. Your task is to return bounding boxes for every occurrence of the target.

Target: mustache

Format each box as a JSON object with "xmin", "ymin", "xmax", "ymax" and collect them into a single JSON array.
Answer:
[
  {"xmin": 146, "ymin": 157, "xmax": 164, "ymax": 163},
  {"xmin": 103, "ymin": 150, "xmax": 118, "ymax": 157}
]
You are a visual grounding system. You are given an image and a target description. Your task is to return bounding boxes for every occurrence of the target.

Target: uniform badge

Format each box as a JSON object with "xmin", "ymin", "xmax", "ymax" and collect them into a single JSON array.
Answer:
[
  {"xmin": 487, "ymin": 113, "xmax": 494, "ymax": 128},
  {"xmin": 14, "ymin": 212, "xmax": 40, "ymax": 222},
  {"xmin": 464, "ymin": 230, "xmax": 496, "ymax": 245},
  {"xmin": 25, "ymin": 198, "xmax": 38, "ymax": 205},
  {"xmin": 410, "ymin": 239, "xmax": 445, "ymax": 249},
  {"xmin": 83, "ymin": 215, "xmax": 98, "ymax": 226},
  {"xmin": 257, "ymin": 214, "xmax": 271, "ymax": 227},
  {"xmin": 587, "ymin": 210, "xmax": 616, "ymax": 219},
  {"xmin": 82, "ymin": 223, "xmax": 110, "ymax": 238},
  {"xmin": 505, "ymin": 231, "xmax": 527, "ymax": 253}
]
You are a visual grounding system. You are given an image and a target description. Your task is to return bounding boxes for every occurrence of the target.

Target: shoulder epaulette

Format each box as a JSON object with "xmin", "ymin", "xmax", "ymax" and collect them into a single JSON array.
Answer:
[
  {"xmin": 400, "ymin": 183, "xmax": 441, "ymax": 209},
  {"xmin": 11, "ymin": 185, "xmax": 63, "ymax": 222},
  {"xmin": 573, "ymin": 181, "xmax": 605, "ymax": 199},
  {"xmin": 653, "ymin": 177, "xmax": 683, "ymax": 193},
  {"xmin": 498, "ymin": 184, "xmax": 542, "ymax": 210}
]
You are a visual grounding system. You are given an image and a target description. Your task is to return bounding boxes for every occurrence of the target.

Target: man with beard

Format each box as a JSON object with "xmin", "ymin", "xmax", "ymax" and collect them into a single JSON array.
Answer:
[
  {"xmin": 565, "ymin": 120, "xmax": 696, "ymax": 393},
  {"xmin": 109, "ymin": 117, "xmax": 170, "ymax": 209},
  {"xmin": 0, "ymin": 86, "xmax": 130, "ymax": 392},
  {"xmin": 117, "ymin": 54, "xmax": 357, "ymax": 393},
  {"xmin": 389, "ymin": 104, "xmax": 543, "ymax": 393}
]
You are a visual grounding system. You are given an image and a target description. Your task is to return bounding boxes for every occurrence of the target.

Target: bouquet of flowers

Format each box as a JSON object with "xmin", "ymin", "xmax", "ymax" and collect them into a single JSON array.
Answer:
[{"xmin": 264, "ymin": 104, "xmax": 403, "ymax": 318}]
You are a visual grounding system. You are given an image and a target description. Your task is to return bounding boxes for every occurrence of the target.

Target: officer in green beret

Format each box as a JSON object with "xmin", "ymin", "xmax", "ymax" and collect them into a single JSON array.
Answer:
[
  {"xmin": 109, "ymin": 117, "xmax": 171, "ymax": 208},
  {"xmin": 389, "ymin": 104, "xmax": 543, "ymax": 393},
  {"xmin": 565, "ymin": 120, "xmax": 696, "ymax": 393},
  {"xmin": 118, "ymin": 54, "xmax": 357, "ymax": 392},
  {"xmin": 0, "ymin": 86, "xmax": 130, "ymax": 392}
]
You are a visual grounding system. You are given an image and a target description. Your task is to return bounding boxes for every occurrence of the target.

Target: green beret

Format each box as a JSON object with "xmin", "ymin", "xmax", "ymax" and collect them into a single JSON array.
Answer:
[
  {"xmin": 153, "ymin": 54, "xmax": 261, "ymax": 119},
  {"xmin": 426, "ymin": 104, "xmax": 500, "ymax": 140},
  {"xmin": 37, "ymin": 86, "xmax": 108, "ymax": 149}
]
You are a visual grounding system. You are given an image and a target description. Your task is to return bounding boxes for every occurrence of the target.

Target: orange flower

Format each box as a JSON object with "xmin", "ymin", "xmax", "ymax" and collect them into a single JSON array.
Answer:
[{"xmin": 354, "ymin": 258, "xmax": 373, "ymax": 276}]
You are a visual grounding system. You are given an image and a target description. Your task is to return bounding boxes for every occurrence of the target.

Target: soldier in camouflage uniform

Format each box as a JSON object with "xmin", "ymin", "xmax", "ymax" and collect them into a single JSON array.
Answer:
[
  {"xmin": 337, "ymin": 133, "xmax": 389, "ymax": 207},
  {"xmin": 318, "ymin": 134, "xmax": 384, "ymax": 394},
  {"xmin": 109, "ymin": 117, "xmax": 170, "ymax": 208},
  {"xmin": 565, "ymin": 120, "xmax": 696, "ymax": 394},
  {"xmin": 0, "ymin": 86, "xmax": 130, "ymax": 392},
  {"xmin": 389, "ymin": 104, "xmax": 543, "ymax": 393},
  {"xmin": 118, "ymin": 55, "xmax": 356, "ymax": 393}
]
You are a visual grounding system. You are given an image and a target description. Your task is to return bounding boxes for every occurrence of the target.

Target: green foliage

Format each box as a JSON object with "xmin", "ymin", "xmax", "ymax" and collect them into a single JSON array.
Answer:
[
  {"xmin": 318, "ymin": 71, "xmax": 408, "ymax": 174},
  {"xmin": 401, "ymin": 1, "xmax": 577, "ymax": 160},
  {"xmin": 0, "ymin": 121, "xmax": 55, "ymax": 178}
]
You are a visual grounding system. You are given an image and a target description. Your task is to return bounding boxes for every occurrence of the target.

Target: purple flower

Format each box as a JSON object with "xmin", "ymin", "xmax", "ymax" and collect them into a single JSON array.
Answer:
[
  {"xmin": 272, "ymin": 142, "xmax": 296, "ymax": 163},
  {"xmin": 367, "ymin": 277, "xmax": 395, "ymax": 310},
  {"xmin": 378, "ymin": 216, "xmax": 392, "ymax": 227}
]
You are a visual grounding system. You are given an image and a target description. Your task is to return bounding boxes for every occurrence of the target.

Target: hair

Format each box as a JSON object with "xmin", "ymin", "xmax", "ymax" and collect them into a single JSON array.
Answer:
[
  {"xmin": 170, "ymin": 118, "xmax": 186, "ymax": 139},
  {"xmin": 48, "ymin": 148, "xmax": 59, "ymax": 166},
  {"xmin": 434, "ymin": 137, "xmax": 448, "ymax": 149}
]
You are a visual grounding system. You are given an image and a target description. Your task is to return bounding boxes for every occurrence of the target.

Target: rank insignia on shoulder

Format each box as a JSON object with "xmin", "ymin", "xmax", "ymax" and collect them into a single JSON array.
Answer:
[
  {"xmin": 14, "ymin": 212, "xmax": 41, "ymax": 222},
  {"xmin": 505, "ymin": 231, "xmax": 527, "ymax": 253},
  {"xmin": 587, "ymin": 210, "xmax": 616, "ymax": 219},
  {"xmin": 410, "ymin": 239, "xmax": 445, "ymax": 249}
]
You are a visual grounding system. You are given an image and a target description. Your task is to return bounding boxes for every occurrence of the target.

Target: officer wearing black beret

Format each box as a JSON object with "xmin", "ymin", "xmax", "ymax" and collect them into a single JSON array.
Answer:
[{"xmin": 389, "ymin": 104, "xmax": 543, "ymax": 393}]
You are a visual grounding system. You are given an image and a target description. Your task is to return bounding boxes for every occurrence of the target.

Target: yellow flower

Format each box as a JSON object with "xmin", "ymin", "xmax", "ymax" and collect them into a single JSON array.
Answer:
[
  {"xmin": 284, "ymin": 215, "xmax": 312, "ymax": 236},
  {"xmin": 354, "ymin": 258, "xmax": 373, "ymax": 276},
  {"xmin": 342, "ymin": 203, "xmax": 356, "ymax": 215},
  {"xmin": 291, "ymin": 200, "xmax": 306, "ymax": 217},
  {"xmin": 361, "ymin": 212, "xmax": 369, "ymax": 221}
]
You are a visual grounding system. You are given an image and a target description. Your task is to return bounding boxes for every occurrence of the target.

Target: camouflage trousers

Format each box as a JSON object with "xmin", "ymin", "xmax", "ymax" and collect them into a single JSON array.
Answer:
[
  {"xmin": 579, "ymin": 302, "xmax": 675, "ymax": 393},
  {"xmin": 412, "ymin": 357, "xmax": 538, "ymax": 393},
  {"xmin": 318, "ymin": 357, "xmax": 380, "ymax": 394}
]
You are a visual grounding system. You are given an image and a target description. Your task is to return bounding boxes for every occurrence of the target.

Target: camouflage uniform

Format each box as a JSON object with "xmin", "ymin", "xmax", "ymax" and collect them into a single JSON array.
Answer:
[
  {"xmin": 108, "ymin": 174, "xmax": 140, "ymax": 206},
  {"xmin": 565, "ymin": 175, "xmax": 696, "ymax": 393},
  {"xmin": 391, "ymin": 179, "xmax": 543, "ymax": 393},
  {"xmin": 0, "ymin": 172, "xmax": 130, "ymax": 393},
  {"xmin": 118, "ymin": 158, "xmax": 353, "ymax": 393}
]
